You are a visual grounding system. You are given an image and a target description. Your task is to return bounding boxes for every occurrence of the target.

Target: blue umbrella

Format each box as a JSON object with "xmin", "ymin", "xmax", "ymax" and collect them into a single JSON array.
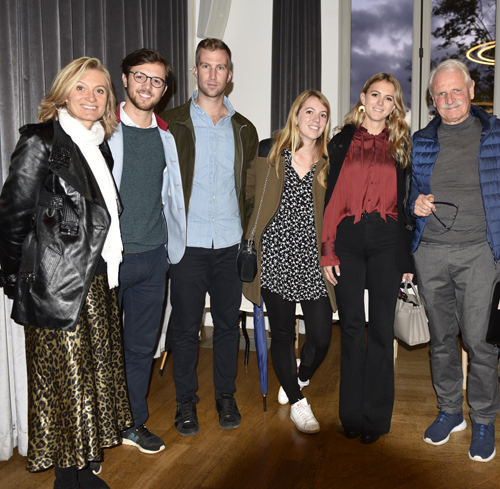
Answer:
[{"xmin": 253, "ymin": 296, "xmax": 268, "ymax": 411}]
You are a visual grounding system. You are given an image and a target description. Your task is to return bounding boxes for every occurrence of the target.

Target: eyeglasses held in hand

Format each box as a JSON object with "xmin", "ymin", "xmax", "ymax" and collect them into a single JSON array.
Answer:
[{"xmin": 431, "ymin": 201, "xmax": 459, "ymax": 230}]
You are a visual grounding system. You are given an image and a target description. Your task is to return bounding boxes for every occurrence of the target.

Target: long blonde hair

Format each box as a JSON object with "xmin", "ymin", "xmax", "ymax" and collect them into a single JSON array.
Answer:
[
  {"xmin": 342, "ymin": 73, "xmax": 411, "ymax": 168},
  {"xmin": 38, "ymin": 57, "xmax": 117, "ymax": 139},
  {"xmin": 268, "ymin": 90, "xmax": 331, "ymax": 187}
]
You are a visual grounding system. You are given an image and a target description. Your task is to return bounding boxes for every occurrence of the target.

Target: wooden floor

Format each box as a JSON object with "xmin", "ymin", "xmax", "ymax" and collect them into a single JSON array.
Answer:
[{"xmin": 1, "ymin": 323, "xmax": 500, "ymax": 489}]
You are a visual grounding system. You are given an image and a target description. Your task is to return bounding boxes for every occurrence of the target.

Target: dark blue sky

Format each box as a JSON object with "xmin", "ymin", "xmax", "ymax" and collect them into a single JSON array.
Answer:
[
  {"xmin": 351, "ymin": 0, "xmax": 414, "ymax": 108},
  {"xmin": 351, "ymin": 0, "xmax": 496, "ymax": 111}
]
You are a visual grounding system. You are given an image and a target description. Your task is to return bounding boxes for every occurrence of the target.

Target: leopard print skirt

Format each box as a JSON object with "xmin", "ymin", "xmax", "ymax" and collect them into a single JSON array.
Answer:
[{"xmin": 24, "ymin": 274, "xmax": 133, "ymax": 472}]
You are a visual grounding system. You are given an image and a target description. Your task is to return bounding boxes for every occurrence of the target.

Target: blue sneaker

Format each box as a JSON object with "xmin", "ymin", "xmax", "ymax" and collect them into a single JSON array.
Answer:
[
  {"xmin": 469, "ymin": 422, "xmax": 496, "ymax": 462},
  {"xmin": 423, "ymin": 411, "xmax": 467, "ymax": 445}
]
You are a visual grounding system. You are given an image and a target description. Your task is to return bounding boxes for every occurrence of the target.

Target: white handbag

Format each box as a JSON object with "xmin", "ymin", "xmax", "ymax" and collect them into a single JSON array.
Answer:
[{"xmin": 394, "ymin": 278, "xmax": 430, "ymax": 346}]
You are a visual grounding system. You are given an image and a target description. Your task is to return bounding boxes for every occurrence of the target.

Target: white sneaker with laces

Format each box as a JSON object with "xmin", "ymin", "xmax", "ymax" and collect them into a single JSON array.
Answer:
[
  {"xmin": 278, "ymin": 359, "xmax": 310, "ymax": 405},
  {"xmin": 290, "ymin": 397, "xmax": 320, "ymax": 434}
]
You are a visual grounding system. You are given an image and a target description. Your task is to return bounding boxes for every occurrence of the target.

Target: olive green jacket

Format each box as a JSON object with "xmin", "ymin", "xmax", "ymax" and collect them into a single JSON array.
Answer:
[
  {"xmin": 242, "ymin": 154, "xmax": 337, "ymax": 311},
  {"xmin": 160, "ymin": 100, "xmax": 258, "ymax": 234}
]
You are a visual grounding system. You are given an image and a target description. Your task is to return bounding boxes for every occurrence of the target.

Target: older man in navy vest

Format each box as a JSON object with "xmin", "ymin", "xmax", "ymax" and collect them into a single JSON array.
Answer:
[{"xmin": 411, "ymin": 59, "xmax": 500, "ymax": 463}]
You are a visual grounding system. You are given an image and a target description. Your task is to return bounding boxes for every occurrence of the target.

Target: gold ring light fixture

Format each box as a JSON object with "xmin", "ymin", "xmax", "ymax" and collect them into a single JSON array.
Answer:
[{"xmin": 466, "ymin": 41, "xmax": 495, "ymax": 65}]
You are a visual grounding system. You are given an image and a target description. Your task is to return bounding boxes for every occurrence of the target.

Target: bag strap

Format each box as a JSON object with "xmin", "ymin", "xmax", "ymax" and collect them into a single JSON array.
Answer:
[
  {"xmin": 248, "ymin": 165, "xmax": 271, "ymax": 243},
  {"xmin": 402, "ymin": 277, "xmax": 410, "ymax": 294},
  {"xmin": 403, "ymin": 277, "xmax": 422, "ymax": 305}
]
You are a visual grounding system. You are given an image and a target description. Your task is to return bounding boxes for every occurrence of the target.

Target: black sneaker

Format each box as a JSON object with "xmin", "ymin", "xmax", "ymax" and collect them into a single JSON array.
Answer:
[
  {"xmin": 216, "ymin": 393, "xmax": 241, "ymax": 430},
  {"xmin": 122, "ymin": 424, "xmax": 165, "ymax": 453},
  {"xmin": 175, "ymin": 398, "xmax": 200, "ymax": 436}
]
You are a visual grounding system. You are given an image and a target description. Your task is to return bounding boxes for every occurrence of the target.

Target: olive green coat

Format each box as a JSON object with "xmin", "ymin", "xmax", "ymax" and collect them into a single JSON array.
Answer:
[
  {"xmin": 160, "ymin": 100, "xmax": 258, "ymax": 234},
  {"xmin": 242, "ymin": 154, "xmax": 337, "ymax": 311}
]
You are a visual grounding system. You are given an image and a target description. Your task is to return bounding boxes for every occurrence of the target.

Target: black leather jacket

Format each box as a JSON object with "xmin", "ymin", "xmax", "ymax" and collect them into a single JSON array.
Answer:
[{"xmin": 0, "ymin": 119, "xmax": 120, "ymax": 331}]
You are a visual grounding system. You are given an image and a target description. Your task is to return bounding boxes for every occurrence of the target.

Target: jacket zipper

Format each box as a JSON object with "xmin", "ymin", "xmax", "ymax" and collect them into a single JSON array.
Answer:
[
  {"xmin": 237, "ymin": 124, "xmax": 246, "ymax": 198},
  {"xmin": 187, "ymin": 128, "xmax": 196, "ymax": 225}
]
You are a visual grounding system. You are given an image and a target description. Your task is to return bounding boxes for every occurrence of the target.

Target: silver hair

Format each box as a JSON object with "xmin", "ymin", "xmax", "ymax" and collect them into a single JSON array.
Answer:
[{"xmin": 428, "ymin": 59, "xmax": 472, "ymax": 97}]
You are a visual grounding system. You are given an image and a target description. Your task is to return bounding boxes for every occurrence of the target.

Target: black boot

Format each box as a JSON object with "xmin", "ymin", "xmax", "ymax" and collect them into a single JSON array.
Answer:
[
  {"xmin": 54, "ymin": 466, "xmax": 79, "ymax": 489},
  {"xmin": 77, "ymin": 465, "xmax": 110, "ymax": 489}
]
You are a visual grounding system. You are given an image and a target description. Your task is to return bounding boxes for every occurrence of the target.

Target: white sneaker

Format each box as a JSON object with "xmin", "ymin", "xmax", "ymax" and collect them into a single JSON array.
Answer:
[
  {"xmin": 278, "ymin": 359, "xmax": 310, "ymax": 405},
  {"xmin": 290, "ymin": 397, "xmax": 320, "ymax": 434}
]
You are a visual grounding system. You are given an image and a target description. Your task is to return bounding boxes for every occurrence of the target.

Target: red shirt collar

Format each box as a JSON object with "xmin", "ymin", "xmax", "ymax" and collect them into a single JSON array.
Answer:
[{"xmin": 115, "ymin": 104, "xmax": 169, "ymax": 131}]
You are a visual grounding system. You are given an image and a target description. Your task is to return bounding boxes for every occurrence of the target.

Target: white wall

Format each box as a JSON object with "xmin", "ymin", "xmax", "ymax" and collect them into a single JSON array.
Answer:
[
  {"xmin": 321, "ymin": 0, "xmax": 341, "ymax": 132},
  {"xmin": 191, "ymin": 0, "xmax": 273, "ymax": 139},
  {"xmin": 222, "ymin": 0, "xmax": 273, "ymax": 139},
  {"xmin": 190, "ymin": 0, "xmax": 341, "ymax": 140}
]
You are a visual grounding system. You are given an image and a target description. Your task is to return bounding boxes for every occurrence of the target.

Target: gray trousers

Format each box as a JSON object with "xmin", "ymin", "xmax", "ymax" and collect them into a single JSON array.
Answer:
[{"xmin": 414, "ymin": 240, "xmax": 499, "ymax": 425}]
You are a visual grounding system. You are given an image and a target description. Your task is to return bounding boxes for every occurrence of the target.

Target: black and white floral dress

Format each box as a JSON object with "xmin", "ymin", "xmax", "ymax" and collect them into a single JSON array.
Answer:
[{"xmin": 261, "ymin": 150, "xmax": 328, "ymax": 301}]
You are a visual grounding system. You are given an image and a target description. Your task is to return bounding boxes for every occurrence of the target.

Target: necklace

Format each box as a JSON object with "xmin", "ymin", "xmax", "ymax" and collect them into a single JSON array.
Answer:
[{"xmin": 293, "ymin": 151, "xmax": 315, "ymax": 169}]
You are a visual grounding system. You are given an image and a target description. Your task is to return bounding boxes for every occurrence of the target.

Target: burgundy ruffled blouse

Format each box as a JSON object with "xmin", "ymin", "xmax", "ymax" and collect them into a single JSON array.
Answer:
[{"xmin": 321, "ymin": 125, "xmax": 397, "ymax": 267}]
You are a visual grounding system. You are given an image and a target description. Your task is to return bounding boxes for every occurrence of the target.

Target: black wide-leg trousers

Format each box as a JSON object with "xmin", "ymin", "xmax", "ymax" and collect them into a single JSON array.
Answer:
[{"xmin": 334, "ymin": 214, "xmax": 402, "ymax": 436}]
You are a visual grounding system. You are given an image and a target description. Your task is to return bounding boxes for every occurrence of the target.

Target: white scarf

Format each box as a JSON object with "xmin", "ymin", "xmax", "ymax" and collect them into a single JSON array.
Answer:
[{"xmin": 58, "ymin": 109, "xmax": 122, "ymax": 288}]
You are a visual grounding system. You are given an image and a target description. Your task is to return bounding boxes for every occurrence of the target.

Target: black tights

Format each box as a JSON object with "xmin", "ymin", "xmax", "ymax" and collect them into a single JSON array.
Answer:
[{"xmin": 262, "ymin": 288, "xmax": 333, "ymax": 404}]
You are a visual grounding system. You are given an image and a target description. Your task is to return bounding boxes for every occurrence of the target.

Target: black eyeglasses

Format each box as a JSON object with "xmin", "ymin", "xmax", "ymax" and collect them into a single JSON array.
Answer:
[
  {"xmin": 431, "ymin": 201, "xmax": 459, "ymax": 230},
  {"xmin": 128, "ymin": 71, "xmax": 167, "ymax": 89}
]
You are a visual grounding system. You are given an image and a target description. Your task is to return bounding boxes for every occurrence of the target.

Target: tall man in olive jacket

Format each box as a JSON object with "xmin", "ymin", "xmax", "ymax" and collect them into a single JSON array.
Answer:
[{"xmin": 160, "ymin": 38, "xmax": 258, "ymax": 436}]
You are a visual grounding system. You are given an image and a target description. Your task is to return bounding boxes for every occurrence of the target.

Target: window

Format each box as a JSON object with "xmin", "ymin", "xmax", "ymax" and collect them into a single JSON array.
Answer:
[
  {"xmin": 349, "ymin": 0, "xmax": 496, "ymax": 131},
  {"xmin": 351, "ymin": 0, "xmax": 414, "ymax": 126},
  {"xmin": 430, "ymin": 0, "xmax": 495, "ymax": 117}
]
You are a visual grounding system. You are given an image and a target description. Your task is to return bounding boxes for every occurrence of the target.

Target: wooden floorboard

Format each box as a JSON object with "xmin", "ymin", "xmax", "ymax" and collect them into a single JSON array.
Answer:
[{"xmin": 1, "ymin": 323, "xmax": 499, "ymax": 488}]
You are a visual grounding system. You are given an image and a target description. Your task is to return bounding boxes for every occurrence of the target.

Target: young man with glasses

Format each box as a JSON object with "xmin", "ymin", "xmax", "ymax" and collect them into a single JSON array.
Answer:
[
  {"xmin": 160, "ymin": 38, "xmax": 258, "ymax": 437},
  {"xmin": 411, "ymin": 59, "xmax": 500, "ymax": 463},
  {"xmin": 108, "ymin": 48, "xmax": 186, "ymax": 453}
]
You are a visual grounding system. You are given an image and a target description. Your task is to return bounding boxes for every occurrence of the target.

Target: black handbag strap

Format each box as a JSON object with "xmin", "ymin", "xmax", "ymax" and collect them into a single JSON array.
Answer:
[{"xmin": 248, "ymin": 165, "xmax": 271, "ymax": 243}]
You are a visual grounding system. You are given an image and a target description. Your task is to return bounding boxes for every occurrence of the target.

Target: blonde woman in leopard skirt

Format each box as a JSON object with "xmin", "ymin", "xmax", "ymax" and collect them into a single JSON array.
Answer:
[{"xmin": 0, "ymin": 58, "xmax": 132, "ymax": 489}]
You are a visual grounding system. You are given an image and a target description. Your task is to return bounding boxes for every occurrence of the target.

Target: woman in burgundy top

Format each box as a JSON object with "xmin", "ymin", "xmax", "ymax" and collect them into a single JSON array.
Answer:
[{"xmin": 321, "ymin": 73, "xmax": 414, "ymax": 444}]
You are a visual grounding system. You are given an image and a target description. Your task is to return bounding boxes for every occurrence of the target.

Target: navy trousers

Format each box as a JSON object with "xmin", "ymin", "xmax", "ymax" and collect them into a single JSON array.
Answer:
[
  {"xmin": 117, "ymin": 246, "xmax": 169, "ymax": 427},
  {"xmin": 169, "ymin": 245, "xmax": 242, "ymax": 403}
]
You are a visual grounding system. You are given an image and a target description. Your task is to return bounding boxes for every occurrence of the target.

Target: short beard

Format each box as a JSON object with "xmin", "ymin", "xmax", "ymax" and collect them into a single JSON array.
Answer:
[
  {"xmin": 198, "ymin": 83, "xmax": 226, "ymax": 99},
  {"xmin": 126, "ymin": 87, "xmax": 160, "ymax": 112}
]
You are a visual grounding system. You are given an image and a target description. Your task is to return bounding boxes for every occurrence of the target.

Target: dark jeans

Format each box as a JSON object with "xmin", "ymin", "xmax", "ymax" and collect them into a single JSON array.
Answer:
[
  {"xmin": 334, "ymin": 214, "xmax": 402, "ymax": 436},
  {"xmin": 117, "ymin": 245, "xmax": 169, "ymax": 427},
  {"xmin": 169, "ymin": 245, "xmax": 242, "ymax": 403},
  {"xmin": 262, "ymin": 288, "xmax": 333, "ymax": 405}
]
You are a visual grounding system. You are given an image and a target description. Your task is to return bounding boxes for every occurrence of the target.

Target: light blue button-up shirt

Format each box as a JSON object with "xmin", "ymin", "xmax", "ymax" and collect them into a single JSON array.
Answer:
[{"xmin": 187, "ymin": 90, "xmax": 242, "ymax": 248}]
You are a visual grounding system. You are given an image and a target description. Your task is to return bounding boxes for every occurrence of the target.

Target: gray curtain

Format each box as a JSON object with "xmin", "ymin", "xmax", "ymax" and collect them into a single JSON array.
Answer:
[
  {"xmin": 1, "ymin": 0, "xmax": 188, "ymax": 180},
  {"xmin": 271, "ymin": 0, "xmax": 322, "ymax": 134},
  {"xmin": 0, "ymin": 0, "xmax": 187, "ymax": 461}
]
